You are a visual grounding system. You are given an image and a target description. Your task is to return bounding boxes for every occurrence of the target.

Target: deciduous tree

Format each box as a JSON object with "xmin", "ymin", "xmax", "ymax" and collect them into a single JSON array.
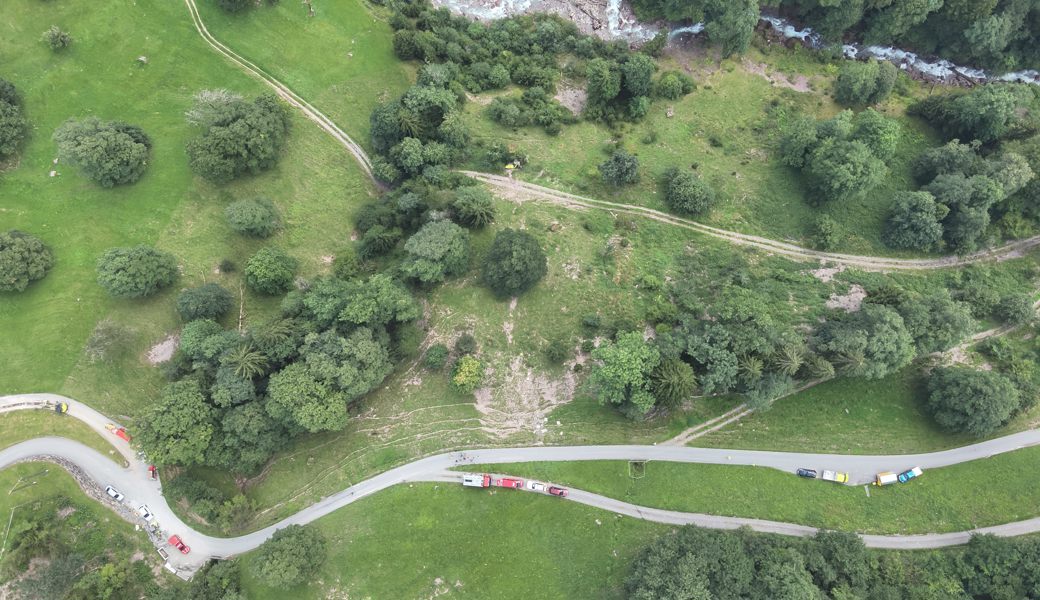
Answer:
[
  {"xmin": 0, "ymin": 230, "xmax": 54, "ymax": 292},
  {"xmin": 480, "ymin": 229, "xmax": 547, "ymax": 298},
  {"xmin": 96, "ymin": 245, "xmax": 177, "ymax": 298}
]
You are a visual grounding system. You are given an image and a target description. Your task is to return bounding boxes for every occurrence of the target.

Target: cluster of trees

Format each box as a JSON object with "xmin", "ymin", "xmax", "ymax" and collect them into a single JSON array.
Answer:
[
  {"xmin": 185, "ymin": 90, "xmax": 291, "ymax": 184},
  {"xmin": 135, "ymin": 269, "xmax": 421, "ymax": 473},
  {"xmin": 0, "ymin": 78, "xmax": 27, "ymax": 158},
  {"xmin": 0, "ymin": 230, "xmax": 54, "ymax": 293},
  {"xmin": 376, "ymin": 0, "xmax": 692, "ymax": 175},
  {"xmin": 53, "ymin": 117, "xmax": 152, "ymax": 187},
  {"xmin": 584, "ymin": 248, "xmax": 1014, "ymax": 418},
  {"xmin": 909, "ymin": 84, "xmax": 1033, "ymax": 146},
  {"xmin": 487, "ymin": 86, "xmax": 574, "ymax": 135},
  {"xmin": 628, "ymin": 526, "xmax": 1040, "ymax": 600},
  {"xmin": 780, "ymin": 108, "xmax": 899, "ymax": 204},
  {"xmin": 884, "ymin": 95, "xmax": 1037, "ymax": 254},
  {"xmin": 583, "ymin": 54, "xmax": 694, "ymax": 122},
  {"xmin": 633, "ymin": 1, "xmax": 1040, "ymax": 73},
  {"xmin": 631, "ymin": 0, "xmax": 759, "ymax": 56}
]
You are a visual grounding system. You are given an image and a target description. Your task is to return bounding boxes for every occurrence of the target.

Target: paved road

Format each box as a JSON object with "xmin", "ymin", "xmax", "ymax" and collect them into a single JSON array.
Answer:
[
  {"xmin": 180, "ymin": 0, "xmax": 1040, "ymax": 272},
  {"xmin": 6, "ymin": 393, "xmax": 1040, "ymax": 575}
]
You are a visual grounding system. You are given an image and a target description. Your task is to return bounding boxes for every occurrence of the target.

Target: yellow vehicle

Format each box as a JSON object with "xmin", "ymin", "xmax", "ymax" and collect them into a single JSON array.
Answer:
[
  {"xmin": 822, "ymin": 470, "xmax": 848, "ymax": 483},
  {"xmin": 54, "ymin": 402, "xmax": 68, "ymax": 414}
]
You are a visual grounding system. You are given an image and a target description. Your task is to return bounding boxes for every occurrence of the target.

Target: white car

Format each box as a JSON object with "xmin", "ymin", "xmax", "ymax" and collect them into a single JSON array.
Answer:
[
  {"xmin": 104, "ymin": 485, "xmax": 124, "ymax": 502},
  {"xmin": 137, "ymin": 505, "xmax": 155, "ymax": 522},
  {"xmin": 526, "ymin": 481, "xmax": 546, "ymax": 492}
]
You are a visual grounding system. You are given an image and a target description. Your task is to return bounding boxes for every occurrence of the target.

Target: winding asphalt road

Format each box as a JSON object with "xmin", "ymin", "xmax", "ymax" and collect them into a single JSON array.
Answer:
[
  {"xmin": 181, "ymin": 0, "xmax": 1040, "ymax": 272},
  {"xmin": 6, "ymin": 393, "xmax": 1040, "ymax": 576}
]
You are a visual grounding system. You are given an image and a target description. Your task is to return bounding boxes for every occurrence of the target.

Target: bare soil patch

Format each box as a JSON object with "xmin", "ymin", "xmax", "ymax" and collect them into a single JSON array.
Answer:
[
  {"xmin": 826, "ymin": 284, "xmax": 866, "ymax": 312},
  {"xmin": 146, "ymin": 334, "xmax": 179, "ymax": 365},
  {"xmin": 741, "ymin": 59, "xmax": 812, "ymax": 92}
]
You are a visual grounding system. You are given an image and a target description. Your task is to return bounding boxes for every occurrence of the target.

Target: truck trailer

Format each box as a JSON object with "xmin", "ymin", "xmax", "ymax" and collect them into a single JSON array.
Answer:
[{"xmin": 875, "ymin": 472, "xmax": 899, "ymax": 486}]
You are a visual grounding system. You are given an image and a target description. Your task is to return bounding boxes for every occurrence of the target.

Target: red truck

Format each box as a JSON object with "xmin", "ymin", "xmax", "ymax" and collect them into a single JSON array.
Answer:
[
  {"xmin": 494, "ymin": 477, "xmax": 524, "ymax": 489},
  {"xmin": 462, "ymin": 473, "xmax": 491, "ymax": 488},
  {"xmin": 105, "ymin": 423, "xmax": 131, "ymax": 442}
]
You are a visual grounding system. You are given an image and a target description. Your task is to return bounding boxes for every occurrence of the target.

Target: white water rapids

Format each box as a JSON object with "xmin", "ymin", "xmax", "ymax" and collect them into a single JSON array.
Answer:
[{"xmin": 432, "ymin": 0, "xmax": 1040, "ymax": 85}]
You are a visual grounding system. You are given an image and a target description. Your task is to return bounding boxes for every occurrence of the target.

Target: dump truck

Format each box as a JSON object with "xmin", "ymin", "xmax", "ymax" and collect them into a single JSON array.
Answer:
[
  {"xmin": 875, "ymin": 472, "xmax": 899, "ymax": 486},
  {"xmin": 462, "ymin": 473, "xmax": 491, "ymax": 488},
  {"xmin": 821, "ymin": 470, "xmax": 849, "ymax": 484}
]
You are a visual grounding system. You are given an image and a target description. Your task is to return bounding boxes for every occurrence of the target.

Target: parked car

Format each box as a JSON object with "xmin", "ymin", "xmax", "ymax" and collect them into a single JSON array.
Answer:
[
  {"xmin": 548, "ymin": 486, "xmax": 568, "ymax": 497},
  {"xmin": 168, "ymin": 535, "xmax": 190, "ymax": 554},
  {"xmin": 526, "ymin": 481, "xmax": 546, "ymax": 492},
  {"xmin": 898, "ymin": 466, "xmax": 924, "ymax": 483},
  {"xmin": 495, "ymin": 477, "xmax": 524, "ymax": 489},
  {"xmin": 137, "ymin": 505, "xmax": 155, "ymax": 522},
  {"xmin": 104, "ymin": 485, "xmax": 124, "ymax": 502},
  {"xmin": 796, "ymin": 468, "xmax": 818, "ymax": 478}
]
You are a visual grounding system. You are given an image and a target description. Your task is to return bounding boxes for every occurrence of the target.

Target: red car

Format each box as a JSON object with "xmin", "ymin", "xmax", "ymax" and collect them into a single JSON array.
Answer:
[
  {"xmin": 548, "ymin": 486, "xmax": 568, "ymax": 497},
  {"xmin": 494, "ymin": 477, "xmax": 524, "ymax": 489},
  {"xmin": 168, "ymin": 535, "xmax": 190, "ymax": 555}
]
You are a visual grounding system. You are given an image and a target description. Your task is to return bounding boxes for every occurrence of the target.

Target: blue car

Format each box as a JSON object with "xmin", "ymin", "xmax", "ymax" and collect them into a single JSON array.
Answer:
[{"xmin": 897, "ymin": 466, "xmax": 923, "ymax": 483}]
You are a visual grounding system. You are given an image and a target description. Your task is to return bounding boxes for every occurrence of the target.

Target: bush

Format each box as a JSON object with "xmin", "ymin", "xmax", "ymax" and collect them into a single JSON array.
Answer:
[
  {"xmin": 545, "ymin": 338, "xmax": 570, "ymax": 364},
  {"xmin": 995, "ymin": 294, "xmax": 1035, "ymax": 325},
  {"xmin": 654, "ymin": 71, "xmax": 694, "ymax": 100},
  {"xmin": 455, "ymin": 333, "xmax": 477, "ymax": 355},
  {"xmin": 451, "ymin": 355, "xmax": 484, "ymax": 393},
  {"xmin": 927, "ymin": 367, "xmax": 1021, "ymax": 436},
  {"xmin": 176, "ymin": 283, "xmax": 234, "ymax": 321},
  {"xmin": 216, "ymin": 0, "xmax": 252, "ymax": 13},
  {"xmin": 0, "ymin": 95, "xmax": 27, "ymax": 157},
  {"xmin": 424, "ymin": 344, "xmax": 449, "ymax": 370},
  {"xmin": 0, "ymin": 230, "xmax": 55, "ymax": 292},
  {"xmin": 810, "ymin": 215, "xmax": 843, "ymax": 250},
  {"xmin": 244, "ymin": 247, "xmax": 297, "ymax": 295},
  {"xmin": 252, "ymin": 525, "xmax": 327, "ymax": 589},
  {"xmin": 225, "ymin": 197, "xmax": 281, "ymax": 238},
  {"xmin": 599, "ymin": 150, "xmax": 640, "ymax": 186},
  {"xmin": 664, "ymin": 169, "xmax": 717, "ymax": 215},
  {"xmin": 186, "ymin": 93, "xmax": 290, "ymax": 183},
  {"xmin": 96, "ymin": 246, "xmax": 177, "ymax": 298},
  {"xmin": 42, "ymin": 26, "xmax": 72, "ymax": 50},
  {"xmin": 480, "ymin": 229, "xmax": 547, "ymax": 299},
  {"xmin": 451, "ymin": 186, "xmax": 495, "ymax": 228},
  {"xmin": 53, "ymin": 117, "xmax": 151, "ymax": 187}
]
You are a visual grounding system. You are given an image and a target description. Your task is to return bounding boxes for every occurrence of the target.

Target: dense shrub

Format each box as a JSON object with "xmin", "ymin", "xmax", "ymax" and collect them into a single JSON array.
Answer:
[
  {"xmin": 451, "ymin": 186, "xmax": 495, "ymax": 228},
  {"xmin": 834, "ymin": 59, "xmax": 897, "ymax": 105},
  {"xmin": 454, "ymin": 333, "xmax": 477, "ymax": 356},
  {"xmin": 0, "ymin": 230, "xmax": 55, "ymax": 293},
  {"xmin": 251, "ymin": 525, "xmax": 327, "ymax": 590},
  {"xmin": 599, "ymin": 150, "xmax": 640, "ymax": 186},
  {"xmin": 480, "ymin": 229, "xmax": 547, "ymax": 298},
  {"xmin": 664, "ymin": 169, "xmax": 717, "ymax": 215},
  {"xmin": 424, "ymin": 344, "xmax": 449, "ymax": 370},
  {"xmin": 451, "ymin": 355, "xmax": 484, "ymax": 393},
  {"xmin": 96, "ymin": 246, "xmax": 177, "ymax": 298},
  {"xmin": 225, "ymin": 197, "xmax": 281, "ymax": 238},
  {"xmin": 53, "ymin": 117, "xmax": 151, "ymax": 187},
  {"xmin": 176, "ymin": 283, "xmax": 234, "ymax": 322},
  {"xmin": 244, "ymin": 247, "xmax": 297, "ymax": 295},
  {"xmin": 883, "ymin": 191, "xmax": 948, "ymax": 250}
]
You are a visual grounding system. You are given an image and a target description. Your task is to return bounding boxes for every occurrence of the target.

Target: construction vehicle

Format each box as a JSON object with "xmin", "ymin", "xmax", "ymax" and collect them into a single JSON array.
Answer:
[
  {"xmin": 874, "ymin": 472, "xmax": 899, "ymax": 486},
  {"xmin": 821, "ymin": 470, "xmax": 849, "ymax": 484},
  {"xmin": 898, "ymin": 466, "xmax": 923, "ymax": 483},
  {"xmin": 54, "ymin": 402, "xmax": 68, "ymax": 414},
  {"xmin": 462, "ymin": 473, "xmax": 491, "ymax": 488}
]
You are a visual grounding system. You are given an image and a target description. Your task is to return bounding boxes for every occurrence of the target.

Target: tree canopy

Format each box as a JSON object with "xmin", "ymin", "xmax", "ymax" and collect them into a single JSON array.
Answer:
[
  {"xmin": 0, "ymin": 78, "xmax": 27, "ymax": 158},
  {"xmin": 587, "ymin": 331, "xmax": 662, "ymax": 418},
  {"xmin": 136, "ymin": 380, "xmax": 215, "ymax": 466},
  {"xmin": 927, "ymin": 366, "xmax": 1021, "ymax": 436},
  {"xmin": 53, "ymin": 117, "xmax": 151, "ymax": 187},
  {"xmin": 834, "ymin": 59, "xmax": 897, "ymax": 106},
  {"xmin": 480, "ymin": 228, "xmax": 547, "ymax": 298},
  {"xmin": 251, "ymin": 525, "xmax": 327, "ymax": 590},
  {"xmin": 813, "ymin": 304, "xmax": 915, "ymax": 379},
  {"xmin": 176, "ymin": 283, "xmax": 234, "ymax": 322},
  {"xmin": 186, "ymin": 92, "xmax": 291, "ymax": 183},
  {"xmin": 599, "ymin": 150, "xmax": 640, "ymax": 187},
  {"xmin": 883, "ymin": 191, "xmax": 949, "ymax": 250},
  {"xmin": 96, "ymin": 246, "xmax": 177, "ymax": 299},
  {"xmin": 665, "ymin": 169, "xmax": 718, "ymax": 215},
  {"xmin": 401, "ymin": 220, "xmax": 470, "ymax": 285},
  {"xmin": 245, "ymin": 247, "xmax": 297, "ymax": 295},
  {"xmin": 0, "ymin": 230, "xmax": 54, "ymax": 293}
]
